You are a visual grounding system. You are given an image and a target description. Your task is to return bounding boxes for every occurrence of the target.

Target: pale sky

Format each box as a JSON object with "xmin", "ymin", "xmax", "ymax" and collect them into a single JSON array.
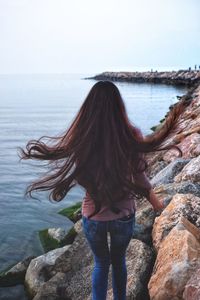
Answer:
[{"xmin": 0, "ymin": 0, "xmax": 199, "ymax": 74}]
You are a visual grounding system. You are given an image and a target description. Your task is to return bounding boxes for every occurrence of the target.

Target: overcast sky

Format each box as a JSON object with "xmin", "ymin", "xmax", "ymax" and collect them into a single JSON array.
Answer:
[{"xmin": 0, "ymin": 0, "xmax": 199, "ymax": 74}]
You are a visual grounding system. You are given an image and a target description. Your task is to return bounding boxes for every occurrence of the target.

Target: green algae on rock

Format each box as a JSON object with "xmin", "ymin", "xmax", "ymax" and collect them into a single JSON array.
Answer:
[{"xmin": 58, "ymin": 202, "xmax": 82, "ymax": 223}]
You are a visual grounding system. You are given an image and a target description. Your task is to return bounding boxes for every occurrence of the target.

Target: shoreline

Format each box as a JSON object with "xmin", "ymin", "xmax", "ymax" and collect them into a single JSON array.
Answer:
[{"xmin": 85, "ymin": 70, "xmax": 200, "ymax": 86}]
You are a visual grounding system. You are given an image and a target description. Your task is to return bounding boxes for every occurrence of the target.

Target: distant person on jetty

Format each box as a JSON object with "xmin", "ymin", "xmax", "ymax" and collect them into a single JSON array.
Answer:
[{"xmin": 18, "ymin": 81, "xmax": 188, "ymax": 300}]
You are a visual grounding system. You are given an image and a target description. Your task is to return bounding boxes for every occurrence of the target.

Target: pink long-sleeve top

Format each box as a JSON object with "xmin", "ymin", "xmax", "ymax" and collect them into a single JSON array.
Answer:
[{"xmin": 81, "ymin": 170, "xmax": 152, "ymax": 221}]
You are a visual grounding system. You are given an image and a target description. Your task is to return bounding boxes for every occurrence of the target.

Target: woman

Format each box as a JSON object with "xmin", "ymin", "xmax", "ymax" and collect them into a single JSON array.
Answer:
[{"xmin": 19, "ymin": 80, "xmax": 187, "ymax": 300}]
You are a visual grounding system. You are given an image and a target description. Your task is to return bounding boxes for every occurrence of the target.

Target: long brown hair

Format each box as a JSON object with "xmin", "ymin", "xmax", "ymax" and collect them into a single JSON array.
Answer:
[{"xmin": 18, "ymin": 80, "xmax": 190, "ymax": 218}]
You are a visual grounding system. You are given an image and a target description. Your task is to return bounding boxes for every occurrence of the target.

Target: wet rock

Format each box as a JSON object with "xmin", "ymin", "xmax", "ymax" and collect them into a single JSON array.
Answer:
[
  {"xmin": 174, "ymin": 155, "xmax": 200, "ymax": 183},
  {"xmin": 148, "ymin": 219, "xmax": 200, "ymax": 300},
  {"xmin": 48, "ymin": 228, "xmax": 69, "ymax": 243},
  {"xmin": 58, "ymin": 202, "xmax": 82, "ymax": 223},
  {"xmin": 183, "ymin": 267, "xmax": 200, "ymax": 300},
  {"xmin": 150, "ymin": 158, "xmax": 190, "ymax": 187},
  {"xmin": 0, "ymin": 256, "xmax": 36, "ymax": 287}
]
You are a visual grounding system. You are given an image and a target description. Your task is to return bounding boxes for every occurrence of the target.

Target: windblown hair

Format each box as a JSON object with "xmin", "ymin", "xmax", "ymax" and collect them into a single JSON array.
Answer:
[{"xmin": 18, "ymin": 80, "xmax": 190, "ymax": 218}]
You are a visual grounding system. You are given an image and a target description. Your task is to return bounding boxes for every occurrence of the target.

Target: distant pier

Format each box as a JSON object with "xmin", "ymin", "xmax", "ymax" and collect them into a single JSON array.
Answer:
[{"xmin": 85, "ymin": 70, "xmax": 200, "ymax": 86}]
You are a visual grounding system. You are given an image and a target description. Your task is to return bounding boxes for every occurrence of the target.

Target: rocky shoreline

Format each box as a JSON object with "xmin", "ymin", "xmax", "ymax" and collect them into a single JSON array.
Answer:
[
  {"xmin": 1, "ymin": 76, "xmax": 200, "ymax": 299},
  {"xmin": 86, "ymin": 70, "xmax": 200, "ymax": 86}
]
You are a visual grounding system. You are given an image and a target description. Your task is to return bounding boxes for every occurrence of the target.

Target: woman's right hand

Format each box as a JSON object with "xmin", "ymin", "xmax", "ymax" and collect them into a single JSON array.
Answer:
[
  {"xmin": 152, "ymin": 199, "xmax": 165, "ymax": 212},
  {"xmin": 147, "ymin": 189, "xmax": 165, "ymax": 212}
]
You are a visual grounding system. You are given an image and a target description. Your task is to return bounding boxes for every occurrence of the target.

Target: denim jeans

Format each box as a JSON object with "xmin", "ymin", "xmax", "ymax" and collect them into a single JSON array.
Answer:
[{"xmin": 82, "ymin": 213, "xmax": 135, "ymax": 300}]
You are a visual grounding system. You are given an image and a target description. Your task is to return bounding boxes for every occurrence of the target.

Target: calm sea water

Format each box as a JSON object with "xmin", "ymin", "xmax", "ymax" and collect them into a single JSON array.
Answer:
[{"xmin": 0, "ymin": 74, "xmax": 187, "ymax": 299}]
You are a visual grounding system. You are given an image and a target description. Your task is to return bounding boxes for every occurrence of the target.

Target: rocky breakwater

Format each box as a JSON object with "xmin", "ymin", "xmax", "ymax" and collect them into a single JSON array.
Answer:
[
  {"xmin": 86, "ymin": 70, "xmax": 200, "ymax": 86},
  {"xmin": 1, "ymin": 83, "xmax": 200, "ymax": 299}
]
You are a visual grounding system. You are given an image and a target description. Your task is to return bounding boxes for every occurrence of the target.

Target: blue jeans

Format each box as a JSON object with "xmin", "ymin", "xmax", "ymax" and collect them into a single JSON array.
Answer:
[{"xmin": 82, "ymin": 213, "xmax": 135, "ymax": 300}]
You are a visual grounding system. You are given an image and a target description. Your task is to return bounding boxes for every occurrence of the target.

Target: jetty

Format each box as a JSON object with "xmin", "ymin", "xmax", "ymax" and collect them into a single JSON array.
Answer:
[{"xmin": 86, "ymin": 70, "xmax": 200, "ymax": 86}]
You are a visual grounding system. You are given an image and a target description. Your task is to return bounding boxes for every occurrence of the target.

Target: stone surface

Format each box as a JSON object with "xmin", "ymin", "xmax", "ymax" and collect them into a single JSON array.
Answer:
[
  {"xmin": 148, "ymin": 220, "xmax": 200, "ymax": 300},
  {"xmin": 48, "ymin": 228, "xmax": 68, "ymax": 243},
  {"xmin": 0, "ymin": 256, "xmax": 35, "ymax": 287},
  {"xmin": 73, "ymin": 219, "xmax": 82, "ymax": 234},
  {"xmin": 152, "ymin": 193, "xmax": 200, "ymax": 251},
  {"xmin": 163, "ymin": 133, "xmax": 200, "ymax": 162},
  {"xmin": 183, "ymin": 267, "xmax": 200, "ymax": 300},
  {"xmin": 174, "ymin": 155, "xmax": 200, "ymax": 183},
  {"xmin": 152, "ymin": 181, "xmax": 200, "ymax": 210},
  {"xmin": 150, "ymin": 158, "xmax": 190, "ymax": 187},
  {"xmin": 25, "ymin": 245, "xmax": 71, "ymax": 297},
  {"xmin": 133, "ymin": 205, "xmax": 156, "ymax": 245}
]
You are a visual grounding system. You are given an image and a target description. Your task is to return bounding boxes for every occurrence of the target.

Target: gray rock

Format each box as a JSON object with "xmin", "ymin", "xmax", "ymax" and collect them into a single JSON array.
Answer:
[
  {"xmin": 174, "ymin": 155, "xmax": 200, "ymax": 183},
  {"xmin": 48, "ymin": 228, "xmax": 68, "ymax": 243},
  {"xmin": 73, "ymin": 219, "xmax": 82, "ymax": 234},
  {"xmin": 133, "ymin": 205, "xmax": 156, "ymax": 245},
  {"xmin": 25, "ymin": 245, "xmax": 71, "ymax": 298},
  {"xmin": 0, "ymin": 255, "xmax": 35, "ymax": 287},
  {"xmin": 151, "ymin": 158, "xmax": 190, "ymax": 187},
  {"xmin": 154, "ymin": 181, "xmax": 200, "ymax": 207}
]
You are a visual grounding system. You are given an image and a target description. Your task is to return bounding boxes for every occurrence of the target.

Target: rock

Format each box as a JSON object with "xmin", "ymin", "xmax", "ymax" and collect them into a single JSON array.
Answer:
[
  {"xmin": 133, "ymin": 205, "xmax": 156, "ymax": 245},
  {"xmin": 183, "ymin": 267, "xmax": 200, "ymax": 300},
  {"xmin": 73, "ymin": 219, "xmax": 82, "ymax": 234},
  {"xmin": 0, "ymin": 256, "xmax": 36, "ymax": 287},
  {"xmin": 31, "ymin": 232, "xmax": 93, "ymax": 300},
  {"xmin": 154, "ymin": 181, "xmax": 200, "ymax": 204},
  {"xmin": 29, "ymin": 222, "xmax": 154, "ymax": 300},
  {"xmin": 25, "ymin": 245, "xmax": 71, "ymax": 298},
  {"xmin": 174, "ymin": 155, "xmax": 200, "ymax": 183},
  {"xmin": 148, "ymin": 219, "xmax": 200, "ymax": 300},
  {"xmin": 48, "ymin": 228, "xmax": 69, "ymax": 243},
  {"xmin": 32, "ymin": 272, "xmax": 70, "ymax": 300},
  {"xmin": 39, "ymin": 226, "xmax": 77, "ymax": 253},
  {"xmin": 146, "ymin": 151, "xmax": 167, "ymax": 178},
  {"xmin": 163, "ymin": 133, "xmax": 200, "ymax": 162},
  {"xmin": 152, "ymin": 193, "xmax": 200, "ymax": 251},
  {"xmin": 150, "ymin": 158, "xmax": 190, "ymax": 187},
  {"xmin": 58, "ymin": 202, "xmax": 82, "ymax": 223}
]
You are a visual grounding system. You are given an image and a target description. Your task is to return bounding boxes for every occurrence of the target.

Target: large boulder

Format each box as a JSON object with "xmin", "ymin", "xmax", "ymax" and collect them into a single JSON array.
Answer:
[
  {"xmin": 163, "ymin": 133, "xmax": 200, "ymax": 162},
  {"xmin": 0, "ymin": 256, "xmax": 36, "ymax": 287},
  {"xmin": 150, "ymin": 158, "xmax": 190, "ymax": 187},
  {"xmin": 154, "ymin": 181, "xmax": 200, "ymax": 199},
  {"xmin": 148, "ymin": 218, "xmax": 200, "ymax": 300},
  {"xmin": 25, "ymin": 245, "xmax": 71, "ymax": 298},
  {"xmin": 174, "ymin": 155, "xmax": 200, "ymax": 183},
  {"xmin": 133, "ymin": 204, "xmax": 156, "ymax": 245},
  {"xmin": 152, "ymin": 193, "xmax": 200, "ymax": 251}
]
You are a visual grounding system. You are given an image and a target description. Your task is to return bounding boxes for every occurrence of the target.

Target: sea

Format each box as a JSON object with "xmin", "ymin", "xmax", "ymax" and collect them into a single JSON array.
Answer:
[{"xmin": 0, "ymin": 73, "xmax": 187, "ymax": 299}]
